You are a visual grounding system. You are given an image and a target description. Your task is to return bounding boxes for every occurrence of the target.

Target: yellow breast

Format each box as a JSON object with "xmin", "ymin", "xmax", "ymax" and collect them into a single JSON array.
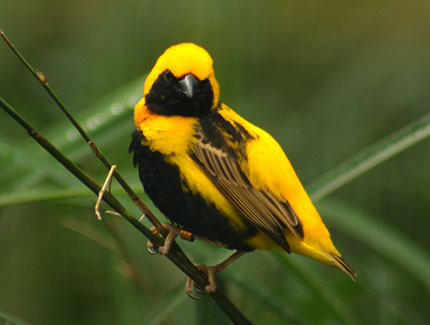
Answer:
[{"xmin": 134, "ymin": 98, "xmax": 248, "ymax": 233}]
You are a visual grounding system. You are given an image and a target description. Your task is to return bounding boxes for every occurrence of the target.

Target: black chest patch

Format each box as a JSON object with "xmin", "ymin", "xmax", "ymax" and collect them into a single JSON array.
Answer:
[
  {"xmin": 129, "ymin": 129, "xmax": 255, "ymax": 251},
  {"xmin": 145, "ymin": 70, "xmax": 213, "ymax": 117}
]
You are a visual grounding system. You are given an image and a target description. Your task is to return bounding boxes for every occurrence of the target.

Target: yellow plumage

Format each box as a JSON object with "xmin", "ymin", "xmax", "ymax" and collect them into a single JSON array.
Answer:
[{"xmin": 132, "ymin": 43, "xmax": 356, "ymax": 281}]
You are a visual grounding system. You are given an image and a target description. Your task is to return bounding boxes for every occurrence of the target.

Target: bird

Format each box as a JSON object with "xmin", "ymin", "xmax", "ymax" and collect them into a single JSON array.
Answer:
[{"xmin": 129, "ymin": 43, "xmax": 356, "ymax": 294}]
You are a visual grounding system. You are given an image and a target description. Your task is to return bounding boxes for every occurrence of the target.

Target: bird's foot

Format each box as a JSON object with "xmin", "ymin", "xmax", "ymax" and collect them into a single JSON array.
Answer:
[
  {"xmin": 184, "ymin": 251, "xmax": 246, "ymax": 299},
  {"xmin": 185, "ymin": 263, "xmax": 220, "ymax": 298},
  {"xmin": 146, "ymin": 223, "xmax": 194, "ymax": 256},
  {"xmin": 185, "ymin": 263, "xmax": 220, "ymax": 299}
]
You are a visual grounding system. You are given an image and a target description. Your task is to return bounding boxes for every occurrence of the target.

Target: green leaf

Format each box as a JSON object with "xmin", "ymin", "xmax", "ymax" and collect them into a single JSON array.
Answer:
[
  {"xmin": 319, "ymin": 198, "xmax": 430, "ymax": 289},
  {"xmin": 41, "ymin": 75, "xmax": 146, "ymax": 159},
  {"xmin": 141, "ymin": 282, "xmax": 186, "ymax": 325},
  {"xmin": 227, "ymin": 270, "xmax": 304, "ymax": 324},
  {"xmin": 0, "ymin": 75, "xmax": 146, "ymax": 193},
  {"xmin": 0, "ymin": 184, "xmax": 144, "ymax": 207},
  {"xmin": 308, "ymin": 113, "xmax": 430, "ymax": 202},
  {"xmin": 272, "ymin": 251, "xmax": 359, "ymax": 325},
  {"xmin": 0, "ymin": 310, "xmax": 28, "ymax": 325}
]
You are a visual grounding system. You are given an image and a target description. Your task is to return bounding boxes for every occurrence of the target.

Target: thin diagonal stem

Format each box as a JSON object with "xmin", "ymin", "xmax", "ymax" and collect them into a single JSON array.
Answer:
[
  {"xmin": 0, "ymin": 97, "xmax": 251, "ymax": 325},
  {"xmin": 0, "ymin": 97, "xmax": 157, "ymax": 243},
  {"xmin": 308, "ymin": 113, "xmax": 430, "ymax": 202},
  {"xmin": 0, "ymin": 28, "xmax": 163, "ymax": 233}
]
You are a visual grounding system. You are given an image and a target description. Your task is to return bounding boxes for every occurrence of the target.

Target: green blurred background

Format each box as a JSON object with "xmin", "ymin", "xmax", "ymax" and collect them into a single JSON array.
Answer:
[{"xmin": 1, "ymin": 1, "xmax": 429, "ymax": 324}]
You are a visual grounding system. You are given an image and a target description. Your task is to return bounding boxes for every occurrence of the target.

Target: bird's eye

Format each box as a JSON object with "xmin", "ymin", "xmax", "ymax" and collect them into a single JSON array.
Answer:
[{"xmin": 163, "ymin": 70, "xmax": 174, "ymax": 82}]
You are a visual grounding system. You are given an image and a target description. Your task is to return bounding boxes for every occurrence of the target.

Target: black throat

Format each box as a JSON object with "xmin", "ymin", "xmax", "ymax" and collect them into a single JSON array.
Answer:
[{"xmin": 145, "ymin": 70, "xmax": 214, "ymax": 117}]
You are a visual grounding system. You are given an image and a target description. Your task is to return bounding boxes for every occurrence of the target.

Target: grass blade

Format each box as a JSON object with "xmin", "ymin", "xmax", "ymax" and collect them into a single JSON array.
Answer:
[
  {"xmin": 141, "ymin": 282, "xmax": 186, "ymax": 325},
  {"xmin": 319, "ymin": 198, "xmax": 430, "ymax": 289},
  {"xmin": 308, "ymin": 113, "xmax": 430, "ymax": 201},
  {"xmin": 272, "ymin": 251, "xmax": 358, "ymax": 325},
  {"xmin": 0, "ymin": 310, "xmax": 28, "ymax": 325},
  {"xmin": 227, "ymin": 270, "xmax": 305, "ymax": 324},
  {"xmin": 0, "ymin": 185, "xmax": 144, "ymax": 207}
]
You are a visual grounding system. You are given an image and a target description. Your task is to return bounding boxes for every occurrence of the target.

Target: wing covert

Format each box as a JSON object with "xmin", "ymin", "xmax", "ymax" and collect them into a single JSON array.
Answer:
[{"xmin": 191, "ymin": 136, "xmax": 304, "ymax": 252}]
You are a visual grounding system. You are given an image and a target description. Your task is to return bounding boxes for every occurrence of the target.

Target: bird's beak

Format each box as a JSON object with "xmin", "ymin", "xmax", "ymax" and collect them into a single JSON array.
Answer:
[{"xmin": 178, "ymin": 73, "xmax": 199, "ymax": 98}]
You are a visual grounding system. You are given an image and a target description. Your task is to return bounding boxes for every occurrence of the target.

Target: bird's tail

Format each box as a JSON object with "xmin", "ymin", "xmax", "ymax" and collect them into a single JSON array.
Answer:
[{"xmin": 329, "ymin": 252, "xmax": 357, "ymax": 281}]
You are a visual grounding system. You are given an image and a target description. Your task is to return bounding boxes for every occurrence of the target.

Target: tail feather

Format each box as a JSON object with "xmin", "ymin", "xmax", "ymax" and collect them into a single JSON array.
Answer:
[{"xmin": 330, "ymin": 253, "xmax": 357, "ymax": 281}]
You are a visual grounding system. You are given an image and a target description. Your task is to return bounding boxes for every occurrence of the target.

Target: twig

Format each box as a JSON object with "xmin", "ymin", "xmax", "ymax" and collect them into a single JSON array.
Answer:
[
  {"xmin": 0, "ymin": 97, "xmax": 251, "ymax": 325},
  {"xmin": 0, "ymin": 97, "xmax": 155, "ymax": 242},
  {"xmin": 0, "ymin": 27, "xmax": 164, "ymax": 234}
]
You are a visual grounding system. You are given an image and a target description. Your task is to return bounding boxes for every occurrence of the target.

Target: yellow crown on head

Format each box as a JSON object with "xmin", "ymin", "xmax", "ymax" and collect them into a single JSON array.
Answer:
[{"xmin": 144, "ymin": 43, "xmax": 220, "ymax": 109}]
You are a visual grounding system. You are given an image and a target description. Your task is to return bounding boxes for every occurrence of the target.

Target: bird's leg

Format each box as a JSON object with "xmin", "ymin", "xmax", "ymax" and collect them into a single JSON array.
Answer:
[
  {"xmin": 94, "ymin": 165, "xmax": 117, "ymax": 220},
  {"xmin": 185, "ymin": 277, "xmax": 199, "ymax": 300},
  {"xmin": 146, "ymin": 223, "xmax": 194, "ymax": 256},
  {"xmin": 185, "ymin": 250, "xmax": 246, "ymax": 296}
]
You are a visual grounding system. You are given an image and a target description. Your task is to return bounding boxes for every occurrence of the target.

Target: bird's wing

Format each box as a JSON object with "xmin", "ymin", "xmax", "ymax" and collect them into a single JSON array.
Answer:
[{"xmin": 191, "ymin": 138, "xmax": 304, "ymax": 252}]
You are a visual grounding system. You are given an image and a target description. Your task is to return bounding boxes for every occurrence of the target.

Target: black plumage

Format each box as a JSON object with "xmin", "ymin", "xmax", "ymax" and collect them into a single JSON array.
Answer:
[{"xmin": 129, "ymin": 129, "xmax": 256, "ymax": 251}]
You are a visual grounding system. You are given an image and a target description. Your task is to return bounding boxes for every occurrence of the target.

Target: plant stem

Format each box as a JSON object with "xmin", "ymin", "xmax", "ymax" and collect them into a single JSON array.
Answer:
[
  {"xmin": 0, "ymin": 97, "xmax": 251, "ymax": 325},
  {"xmin": 0, "ymin": 27, "xmax": 163, "ymax": 233}
]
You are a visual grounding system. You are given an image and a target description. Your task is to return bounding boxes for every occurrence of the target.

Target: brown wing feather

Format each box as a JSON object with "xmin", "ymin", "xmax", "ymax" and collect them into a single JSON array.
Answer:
[{"xmin": 192, "ymin": 140, "xmax": 304, "ymax": 252}]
